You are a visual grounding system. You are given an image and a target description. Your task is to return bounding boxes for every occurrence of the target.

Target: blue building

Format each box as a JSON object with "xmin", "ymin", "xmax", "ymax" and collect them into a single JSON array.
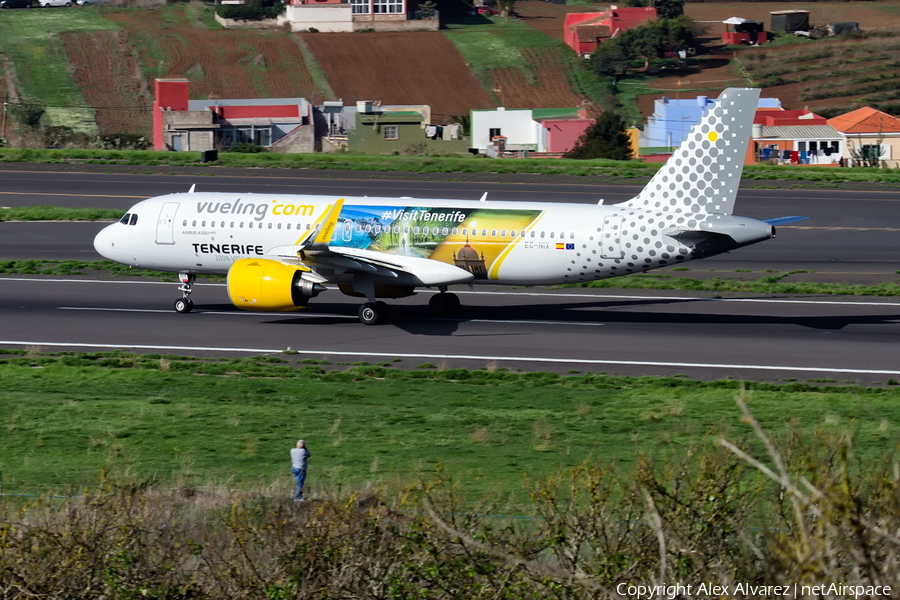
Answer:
[{"xmin": 642, "ymin": 95, "xmax": 781, "ymax": 150}]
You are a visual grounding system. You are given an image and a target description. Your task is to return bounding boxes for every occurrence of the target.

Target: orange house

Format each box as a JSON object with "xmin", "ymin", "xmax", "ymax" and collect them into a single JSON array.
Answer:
[{"xmin": 564, "ymin": 6, "xmax": 656, "ymax": 55}]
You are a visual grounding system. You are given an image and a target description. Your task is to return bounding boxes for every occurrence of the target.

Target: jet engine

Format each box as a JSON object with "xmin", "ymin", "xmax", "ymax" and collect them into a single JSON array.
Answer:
[{"xmin": 227, "ymin": 258, "xmax": 325, "ymax": 311}]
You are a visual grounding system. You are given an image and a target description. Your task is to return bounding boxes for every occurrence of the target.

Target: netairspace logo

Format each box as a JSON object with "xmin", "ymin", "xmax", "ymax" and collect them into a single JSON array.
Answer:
[{"xmin": 616, "ymin": 582, "xmax": 892, "ymax": 599}]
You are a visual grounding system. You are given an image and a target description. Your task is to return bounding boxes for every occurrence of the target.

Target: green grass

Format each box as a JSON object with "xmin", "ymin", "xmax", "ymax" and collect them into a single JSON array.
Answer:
[
  {"xmin": 0, "ymin": 206, "xmax": 123, "ymax": 222},
  {"xmin": 0, "ymin": 259, "xmax": 184, "ymax": 279},
  {"xmin": 0, "ymin": 9, "xmax": 120, "ymax": 134},
  {"xmin": 2, "ymin": 147, "xmax": 900, "ymax": 183},
  {"xmin": 1, "ymin": 352, "xmax": 899, "ymax": 500},
  {"xmin": 567, "ymin": 273, "xmax": 900, "ymax": 296},
  {"xmin": 1, "ymin": 259, "xmax": 897, "ymax": 294}
]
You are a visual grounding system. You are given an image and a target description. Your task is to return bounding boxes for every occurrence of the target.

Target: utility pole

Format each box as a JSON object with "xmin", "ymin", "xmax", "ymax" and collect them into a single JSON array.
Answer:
[{"xmin": 1, "ymin": 92, "xmax": 7, "ymax": 141}]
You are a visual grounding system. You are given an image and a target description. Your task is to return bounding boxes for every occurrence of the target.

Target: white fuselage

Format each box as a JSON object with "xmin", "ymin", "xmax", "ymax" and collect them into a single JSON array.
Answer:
[{"xmin": 94, "ymin": 191, "xmax": 757, "ymax": 287}]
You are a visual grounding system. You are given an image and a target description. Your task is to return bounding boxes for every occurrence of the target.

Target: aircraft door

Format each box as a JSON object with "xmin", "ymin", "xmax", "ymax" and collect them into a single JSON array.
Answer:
[
  {"xmin": 156, "ymin": 202, "xmax": 179, "ymax": 245},
  {"xmin": 600, "ymin": 215, "xmax": 624, "ymax": 259}
]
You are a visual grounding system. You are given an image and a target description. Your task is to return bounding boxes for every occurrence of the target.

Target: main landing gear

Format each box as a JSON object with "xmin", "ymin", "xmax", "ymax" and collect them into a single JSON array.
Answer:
[
  {"xmin": 358, "ymin": 301, "xmax": 390, "ymax": 326},
  {"xmin": 428, "ymin": 290, "xmax": 460, "ymax": 318},
  {"xmin": 356, "ymin": 290, "xmax": 460, "ymax": 325},
  {"xmin": 174, "ymin": 272, "xmax": 195, "ymax": 313}
]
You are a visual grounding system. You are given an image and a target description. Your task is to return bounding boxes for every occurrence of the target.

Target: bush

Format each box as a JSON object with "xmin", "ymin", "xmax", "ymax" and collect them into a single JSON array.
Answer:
[
  {"xmin": 225, "ymin": 142, "xmax": 267, "ymax": 153},
  {"xmin": 216, "ymin": 1, "xmax": 283, "ymax": 20}
]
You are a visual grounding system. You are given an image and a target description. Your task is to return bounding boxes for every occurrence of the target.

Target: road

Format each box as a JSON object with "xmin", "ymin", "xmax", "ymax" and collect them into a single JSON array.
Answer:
[{"xmin": 0, "ymin": 164, "xmax": 898, "ymax": 383}]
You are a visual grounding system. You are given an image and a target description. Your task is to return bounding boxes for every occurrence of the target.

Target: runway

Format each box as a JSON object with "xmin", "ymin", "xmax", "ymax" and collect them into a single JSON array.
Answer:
[{"xmin": 0, "ymin": 165, "xmax": 898, "ymax": 383}]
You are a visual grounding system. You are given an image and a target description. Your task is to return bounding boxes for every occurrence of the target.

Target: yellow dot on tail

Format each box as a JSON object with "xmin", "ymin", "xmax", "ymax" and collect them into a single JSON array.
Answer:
[{"xmin": 708, "ymin": 131, "xmax": 719, "ymax": 142}]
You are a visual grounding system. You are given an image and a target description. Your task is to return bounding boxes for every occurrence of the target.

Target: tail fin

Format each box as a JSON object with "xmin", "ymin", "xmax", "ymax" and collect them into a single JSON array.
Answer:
[{"xmin": 622, "ymin": 87, "xmax": 760, "ymax": 216}]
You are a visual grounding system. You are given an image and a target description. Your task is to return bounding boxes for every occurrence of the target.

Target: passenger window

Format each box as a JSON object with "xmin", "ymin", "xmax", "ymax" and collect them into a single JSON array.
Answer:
[
  {"xmin": 570, "ymin": 232, "xmax": 575, "ymax": 239},
  {"xmin": 462, "ymin": 228, "xmax": 468, "ymax": 236},
  {"xmin": 201, "ymin": 221, "xmax": 206, "ymax": 227},
  {"xmin": 182, "ymin": 219, "xmax": 187, "ymax": 227},
  {"xmin": 130, "ymin": 214, "xmax": 138, "ymax": 226},
  {"xmin": 510, "ymin": 230, "xmax": 516, "ymax": 237},
  {"xmin": 240, "ymin": 222, "xmax": 244, "ymax": 228},
  {"xmin": 306, "ymin": 223, "xmax": 311, "ymax": 230},
  {"xmin": 268, "ymin": 223, "xmax": 273, "ymax": 229},
  {"xmin": 442, "ymin": 227, "xmax": 448, "ymax": 235},
  {"xmin": 375, "ymin": 225, "xmax": 381, "ymax": 234},
  {"xmin": 540, "ymin": 231, "xmax": 545, "ymax": 238},
  {"xmin": 501, "ymin": 230, "xmax": 506, "ymax": 237},
  {"xmin": 481, "ymin": 229, "xmax": 487, "ymax": 237},
  {"xmin": 192, "ymin": 220, "xmax": 197, "ymax": 227},
  {"xmin": 530, "ymin": 231, "xmax": 535, "ymax": 238},
  {"xmin": 550, "ymin": 232, "xmax": 555, "ymax": 238},
  {"xmin": 414, "ymin": 227, "xmax": 420, "ymax": 234},
  {"xmin": 491, "ymin": 230, "xmax": 497, "ymax": 237},
  {"xmin": 452, "ymin": 228, "xmax": 458, "ymax": 235},
  {"xmin": 277, "ymin": 223, "xmax": 282, "ymax": 229},
  {"xmin": 404, "ymin": 227, "xmax": 409, "ymax": 233},
  {"xmin": 365, "ymin": 225, "xmax": 372, "ymax": 233},
  {"xmin": 230, "ymin": 222, "xmax": 234, "ymax": 228},
  {"xmin": 287, "ymin": 223, "xmax": 291, "ymax": 230}
]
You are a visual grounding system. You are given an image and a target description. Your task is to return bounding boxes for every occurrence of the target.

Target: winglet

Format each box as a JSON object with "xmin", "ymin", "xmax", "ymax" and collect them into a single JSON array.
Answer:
[{"xmin": 294, "ymin": 198, "xmax": 345, "ymax": 248}]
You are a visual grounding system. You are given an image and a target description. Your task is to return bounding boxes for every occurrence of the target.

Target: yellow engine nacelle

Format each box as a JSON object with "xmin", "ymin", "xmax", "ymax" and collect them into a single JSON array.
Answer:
[{"xmin": 227, "ymin": 258, "xmax": 325, "ymax": 312}]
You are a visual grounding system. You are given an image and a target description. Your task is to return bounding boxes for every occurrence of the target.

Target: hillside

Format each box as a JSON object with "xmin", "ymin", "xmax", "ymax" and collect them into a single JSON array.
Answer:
[
  {"xmin": 5, "ymin": 1, "xmax": 900, "ymax": 143},
  {"xmin": 0, "ymin": 3, "xmax": 603, "ymax": 141}
]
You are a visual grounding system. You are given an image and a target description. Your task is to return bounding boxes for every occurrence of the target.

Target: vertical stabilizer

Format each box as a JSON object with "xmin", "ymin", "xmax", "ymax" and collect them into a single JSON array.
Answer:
[{"xmin": 622, "ymin": 87, "xmax": 760, "ymax": 215}]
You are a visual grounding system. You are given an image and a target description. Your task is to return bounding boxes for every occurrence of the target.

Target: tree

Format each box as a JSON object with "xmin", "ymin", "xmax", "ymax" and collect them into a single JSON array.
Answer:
[
  {"xmin": 655, "ymin": 0, "xmax": 684, "ymax": 20},
  {"xmin": 590, "ymin": 17, "xmax": 696, "ymax": 77},
  {"xmin": 564, "ymin": 111, "xmax": 632, "ymax": 160}
]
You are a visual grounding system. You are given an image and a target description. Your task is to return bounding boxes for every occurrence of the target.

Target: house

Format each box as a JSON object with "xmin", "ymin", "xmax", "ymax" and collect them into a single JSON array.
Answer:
[
  {"xmin": 470, "ymin": 107, "xmax": 594, "ymax": 155},
  {"xmin": 721, "ymin": 17, "xmax": 768, "ymax": 45},
  {"xmin": 153, "ymin": 78, "xmax": 314, "ymax": 153},
  {"xmin": 278, "ymin": 0, "xmax": 437, "ymax": 32},
  {"xmin": 747, "ymin": 110, "xmax": 842, "ymax": 165},
  {"xmin": 564, "ymin": 6, "xmax": 656, "ymax": 55},
  {"xmin": 348, "ymin": 101, "xmax": 468, "ymax": 154},
  {"xmin": 828, "ymin": 107, "xmax": 900, "ymax": 168},
  {"xmin": 640, "ymin": 95, "xmax": 782, "ymax": 152}
]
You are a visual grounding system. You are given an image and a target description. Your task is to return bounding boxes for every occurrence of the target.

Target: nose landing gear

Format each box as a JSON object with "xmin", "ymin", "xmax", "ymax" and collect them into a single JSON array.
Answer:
[{"xmin": 174, "ymin": 272, "xmax": 196, "ymax": 313}]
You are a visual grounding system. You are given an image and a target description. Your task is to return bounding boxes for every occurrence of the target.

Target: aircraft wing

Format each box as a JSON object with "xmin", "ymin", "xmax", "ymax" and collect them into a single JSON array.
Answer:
[{"xmin": 265, "ymin": 244, "xmax": 474, "ymax": 287}]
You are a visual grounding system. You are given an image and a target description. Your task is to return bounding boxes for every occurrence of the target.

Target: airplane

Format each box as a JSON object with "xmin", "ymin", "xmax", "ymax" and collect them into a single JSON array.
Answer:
[{"xmin": 93, "ymin": 87, "xmax": 806, "ymax": 325}]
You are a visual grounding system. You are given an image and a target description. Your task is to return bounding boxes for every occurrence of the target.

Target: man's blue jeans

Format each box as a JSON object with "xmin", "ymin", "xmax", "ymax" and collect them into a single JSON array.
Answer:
[{"xmin": 292, "ymin": 467, "xmax": 306, "ymax": 499}]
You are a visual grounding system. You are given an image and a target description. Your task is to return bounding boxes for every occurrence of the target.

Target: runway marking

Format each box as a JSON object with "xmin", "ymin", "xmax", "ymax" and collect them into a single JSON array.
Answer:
[
  {"xmin": 0, "ymin": 191, "xmax": 145, "ymax": 199},
  {"xmin": 1, "ymin": 340, "xmax": 898, "ymax": 376},
  {"xmin": 5, "ymin": 277, "xmax": 900, "ymax": 307}
]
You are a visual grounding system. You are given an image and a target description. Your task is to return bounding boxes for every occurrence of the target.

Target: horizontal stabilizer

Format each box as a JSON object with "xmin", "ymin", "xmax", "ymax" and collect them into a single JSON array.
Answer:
[{"xmin": 764, "ymin": 216, "xmax": 809, "ymax": 226}]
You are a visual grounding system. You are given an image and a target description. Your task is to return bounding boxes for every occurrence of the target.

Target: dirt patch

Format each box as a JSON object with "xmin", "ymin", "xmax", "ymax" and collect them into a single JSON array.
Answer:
[
  {"xmin": 105, "ymin": 8, "xmax": 320, "ymax": 104},
  {"xmin": 685, "ymin": 1, "xmax": 900, "ymax": 36},
  {"xmin": 302, "ymin": 31, "xmax": 495, "ymax": 120},
  {"xmin": 489, "ymin": 47, "xmax": 593, "ymax": 111},
  {"xmin": 61, "ymin": 31, "xmax": 151, "ymax": 135},
  {"xmin": 514, "ymin": 0, "xmax": 598, "ymax": 40}
]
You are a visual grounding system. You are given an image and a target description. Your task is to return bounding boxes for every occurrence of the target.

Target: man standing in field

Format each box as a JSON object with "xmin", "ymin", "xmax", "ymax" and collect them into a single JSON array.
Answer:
[{"xmin": 290, "ymin": 439, "xmax": 311, "ymax": 501}]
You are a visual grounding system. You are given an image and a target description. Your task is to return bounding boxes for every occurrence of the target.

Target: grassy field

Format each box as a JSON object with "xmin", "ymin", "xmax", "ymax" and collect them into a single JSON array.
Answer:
[
  {"xmin": 1, "ymin": 259, "xmax": 899, "ymax": 295},
  {"xmin": 1, "ymin": 351, "xmax": 899, "ymax": 503},
  {"xmin": 5, "ymin": 147, "xmax": 900, "ymax": 183},
  {"xmin": 0, "ymin": 9, "xmax": 119, "ymax": 133}
]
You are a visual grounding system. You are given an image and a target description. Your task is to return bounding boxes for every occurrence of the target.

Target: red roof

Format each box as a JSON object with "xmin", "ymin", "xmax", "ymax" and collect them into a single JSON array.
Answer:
[{"xmin": 828, "ymin": 107, "xmax": 900, "ymax": 134}]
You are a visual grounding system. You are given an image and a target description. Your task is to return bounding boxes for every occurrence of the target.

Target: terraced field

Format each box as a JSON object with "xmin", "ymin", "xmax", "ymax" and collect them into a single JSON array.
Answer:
[
  {"xmin": 302, "ymin": 31, "xmax": 494, "ymax": 119},
  {"xmin": 60, "ymin": 30, "xmax": 150, "ymax": 135},
  {"xmin": 103, "ymin": 8, "xmax": 322, "ymax": 102}
]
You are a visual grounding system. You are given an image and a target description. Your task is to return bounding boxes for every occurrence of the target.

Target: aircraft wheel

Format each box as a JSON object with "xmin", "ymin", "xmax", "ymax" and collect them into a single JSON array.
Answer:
[
  {"xmin": 174, "ymin": 298, "xmax": 194, "ymax": 313},
  {"xmin": 358, "ymin": 302, "xmax": 386, "ymax": 326},
  {"xmin": 429, "ymin": 293, "xmax": 460, "ymax": 317}
]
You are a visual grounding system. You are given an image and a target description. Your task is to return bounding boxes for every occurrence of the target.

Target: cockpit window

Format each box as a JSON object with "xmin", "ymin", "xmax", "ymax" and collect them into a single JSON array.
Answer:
[
  {"xmin": 129, "ymin": 214, "xmax": 138, "ymax": 226},
  {"xmin": 119, "ymin": 213, "xmax": 131, "ymax": 225}
]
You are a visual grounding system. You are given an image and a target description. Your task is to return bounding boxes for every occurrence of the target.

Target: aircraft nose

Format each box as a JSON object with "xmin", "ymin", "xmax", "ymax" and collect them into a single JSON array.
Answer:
[{"xmin": 93, "ymin": 224, "xmax": 117, "ymax": 260}]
